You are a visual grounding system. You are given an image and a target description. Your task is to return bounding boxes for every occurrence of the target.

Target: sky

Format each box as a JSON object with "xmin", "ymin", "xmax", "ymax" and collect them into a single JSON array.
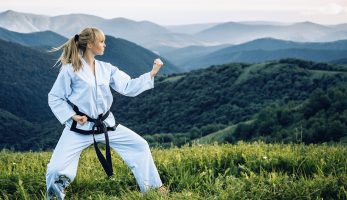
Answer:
[{"xmin": 1, "ymin": 0, "xmax": 347, "ymax": 25}]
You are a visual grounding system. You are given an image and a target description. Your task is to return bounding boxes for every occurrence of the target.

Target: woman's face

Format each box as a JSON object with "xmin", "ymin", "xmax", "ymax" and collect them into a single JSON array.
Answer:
[{"xmin": 90, "ymin": 35, "xmax": 106, "ymax": 56}]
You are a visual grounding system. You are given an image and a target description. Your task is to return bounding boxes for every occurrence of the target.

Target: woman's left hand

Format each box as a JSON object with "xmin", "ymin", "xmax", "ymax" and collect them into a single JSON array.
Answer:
[{"xmin": 150, "ymin": 58, "xmax": 164, "ymax": 77}]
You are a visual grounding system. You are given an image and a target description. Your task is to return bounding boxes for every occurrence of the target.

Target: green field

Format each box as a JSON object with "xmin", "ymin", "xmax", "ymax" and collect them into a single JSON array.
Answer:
[{"xmin": 1, "ymin": 142, "xmax": 346, "ymax": 199}]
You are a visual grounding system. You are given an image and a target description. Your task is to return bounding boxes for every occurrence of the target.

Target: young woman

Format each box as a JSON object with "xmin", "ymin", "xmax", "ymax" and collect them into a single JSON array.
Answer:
[{"xmin": 46, "ymin": 27, "xmax": 166, "ymax": 199}]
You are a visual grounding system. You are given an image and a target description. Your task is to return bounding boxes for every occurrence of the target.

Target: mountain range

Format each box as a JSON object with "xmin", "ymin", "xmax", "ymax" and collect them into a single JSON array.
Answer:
[
  {"xmin": 1, "ymin": 10, "xmax": 347, "ymax": 51},
  {"xmin": 2, "ymin": 24, "xmax": 345, "ymax": 73},
  {"xmin": 0, "ymin": 10, "xmax": 206, "ymax": 49},
  {"xmin": 162, "ymin": 38, "xmax": 347, "ymax": 71},
  {"xmin": 194, "ymin": 21, "xmax": 347, "ymax": 44}
]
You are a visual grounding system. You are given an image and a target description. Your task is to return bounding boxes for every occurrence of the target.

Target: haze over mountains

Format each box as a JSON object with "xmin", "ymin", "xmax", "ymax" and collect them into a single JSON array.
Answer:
[
  {"xmin": 194, "ymin": 22, "xmax": 347, "ymax": 44},
  {"xmin": 0, "ymin": 10, "xmax": 207, "ymax": 49},
  {"xmin": 173, "ymin": 38, "xmax": 347, "ymax": 71},
  {"xmin": 1, "ymin": 10, "xmax": 347, "ymax": 51}
]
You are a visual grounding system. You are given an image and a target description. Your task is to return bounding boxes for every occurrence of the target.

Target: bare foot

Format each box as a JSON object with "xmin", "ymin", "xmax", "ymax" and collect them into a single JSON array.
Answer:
[{"xmin": 158, "ymin": 186, "xmax": 169, "ymax": 194}]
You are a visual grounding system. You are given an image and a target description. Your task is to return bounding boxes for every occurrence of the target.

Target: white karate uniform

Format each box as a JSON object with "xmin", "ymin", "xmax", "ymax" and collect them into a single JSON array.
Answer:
[{"xmin": 46, "ymin": 58, "xmax": 162, "ymax": 198}]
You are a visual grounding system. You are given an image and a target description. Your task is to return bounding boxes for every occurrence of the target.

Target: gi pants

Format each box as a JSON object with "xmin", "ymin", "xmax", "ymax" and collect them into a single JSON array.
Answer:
[{"xmin": 46, "ymin": 124, "xmax": 163, "ymax": 195}]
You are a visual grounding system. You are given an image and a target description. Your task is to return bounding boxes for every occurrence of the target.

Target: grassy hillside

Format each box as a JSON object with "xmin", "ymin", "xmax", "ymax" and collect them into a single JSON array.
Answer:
[
  {"xmin": 195, "ymin": 121, "xmax": 251, "ymax": 144},
  {"xmin": 0, "ymin": 143, "xmax": 346, "ymax": 199}
]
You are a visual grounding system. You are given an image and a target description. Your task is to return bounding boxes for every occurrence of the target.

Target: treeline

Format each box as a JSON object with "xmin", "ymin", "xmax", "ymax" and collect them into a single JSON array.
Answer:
[{"xmin": 279, "ymin": 58, "xmax": 347, "ymax": 72}]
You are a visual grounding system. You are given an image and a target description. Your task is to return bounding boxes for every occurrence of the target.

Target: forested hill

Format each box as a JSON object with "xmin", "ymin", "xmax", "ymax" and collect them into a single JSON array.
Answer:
[
  {"xmin": 0, "ymin": 39, "xmax": 58, "ymax": 124},
  {"xmin": 0, "ymin": 27, "xmax": 66, "ymax": 47},
  {"xmin": 1, "ymin": 52, "xmax": 347, "ymax": 150},
  {"xmin": 111, "ymin": 59, "xmax": 347, "ymax": 136},
  {"xmin": 0, "ymin": 37, "xmax": 178, "ymax": 151},
  {"xmin": 229, "ymin": 86, "xmax": 347, "ymax": 144}
]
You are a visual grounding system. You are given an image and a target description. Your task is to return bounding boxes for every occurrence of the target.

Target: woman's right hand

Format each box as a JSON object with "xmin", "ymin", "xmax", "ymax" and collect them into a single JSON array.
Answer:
[
  {"xmin": 150, "ymin": 58, "xmax": 164, "ymax": 77},
  {"xmin": 72, "ymin": 115, "xmax": 88, "ymax": 125}
]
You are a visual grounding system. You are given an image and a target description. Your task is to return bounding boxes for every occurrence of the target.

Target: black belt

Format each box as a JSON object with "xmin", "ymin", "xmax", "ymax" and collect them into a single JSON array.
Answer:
[{"xmin": 68, "ymin": 100, "xmax": 118, "ymax": 177}]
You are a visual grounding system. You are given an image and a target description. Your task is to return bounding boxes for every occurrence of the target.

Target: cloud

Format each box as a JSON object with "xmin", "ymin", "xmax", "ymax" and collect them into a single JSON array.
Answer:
[
  {"xmin": 1, "ymin": 0, "xmax": 346, "ymax": 24},
  {"xmin": 301, "ymin": 3, "xmax": 347, "ymax": 16}
]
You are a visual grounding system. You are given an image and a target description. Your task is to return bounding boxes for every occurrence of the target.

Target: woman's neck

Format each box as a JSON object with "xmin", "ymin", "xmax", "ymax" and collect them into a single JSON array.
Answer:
[
  {"xmin": 82, "ymin": 53, "xmax": 95, "ymax": 67},
  {"xmin": 83, "ymin": 52, "xmax": 96, "ymax": 75}
]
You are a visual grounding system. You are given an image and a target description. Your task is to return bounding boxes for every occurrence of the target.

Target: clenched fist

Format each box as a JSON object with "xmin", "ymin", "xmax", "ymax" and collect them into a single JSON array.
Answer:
[
  {"xmin": 150, "ymin": 58, "xmax": 164, "ymax": 77},
  {"xmin": 72, "ymin": 115, "xmax": 88, "ymax": 125}
]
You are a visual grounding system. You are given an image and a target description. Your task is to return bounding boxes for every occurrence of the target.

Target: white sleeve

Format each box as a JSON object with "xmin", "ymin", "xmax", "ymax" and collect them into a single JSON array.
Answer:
[
  {"xmin": 109, "ymin": 65, "xmax": 154, "ymax": 97},
  {"xmin": 48, "ymin": 66, "xmax": 76, "ymax": 124}
]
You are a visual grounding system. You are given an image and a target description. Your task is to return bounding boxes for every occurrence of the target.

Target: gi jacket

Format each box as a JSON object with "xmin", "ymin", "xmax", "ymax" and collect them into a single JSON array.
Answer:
[{"xmin": 48, "ymin": 58, "xmax": 154, "ymax": 131}]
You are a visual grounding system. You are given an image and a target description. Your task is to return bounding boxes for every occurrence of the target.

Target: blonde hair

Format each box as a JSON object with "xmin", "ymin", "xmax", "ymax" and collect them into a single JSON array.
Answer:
[{"xmin": 52, "ymin": 27, "xmax": 105, "ymax": 72}]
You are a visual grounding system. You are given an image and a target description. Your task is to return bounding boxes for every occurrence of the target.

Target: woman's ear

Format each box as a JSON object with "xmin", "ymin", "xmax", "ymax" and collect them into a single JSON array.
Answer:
[{"xmin": 87, "ymin": 42, "xmax": 93, "ymax": 49}]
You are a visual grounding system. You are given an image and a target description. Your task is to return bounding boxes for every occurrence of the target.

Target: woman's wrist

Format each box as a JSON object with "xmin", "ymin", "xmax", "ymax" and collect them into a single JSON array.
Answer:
[{"xmin": 150, "ymin": 69, "xmax": 158, "ymax": 78}]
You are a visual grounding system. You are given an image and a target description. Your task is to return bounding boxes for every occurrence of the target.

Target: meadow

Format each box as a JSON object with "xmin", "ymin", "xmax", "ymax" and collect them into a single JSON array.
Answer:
[{"xmin": 0, "ymin": 142, "xmax": 346, "ymax": 199}]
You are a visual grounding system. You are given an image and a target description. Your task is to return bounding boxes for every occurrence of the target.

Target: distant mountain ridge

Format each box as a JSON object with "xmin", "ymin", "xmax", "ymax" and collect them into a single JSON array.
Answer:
[
  {"xmin": 1, "ymin": 10, "xmax": 347, "ymax": 51},
  {"xmin": 102, "ymin": 36, "xmax": 180, "ymax": 76},
  {"xmin": 0, "ymin": 10, "xmax": 207, "ymax": 49},
  {"xmin": 160, "ymin": 44, "xmax": 230, "ymax": 67},
  {"xmin": 165, "ymin": 23, "xmax": 219, "ymax": 34},
  {"xmin": 175, "ymin": 38, "xmax": 347, "ymax": 70},
  {"xmin": 194, "ymin": 21, "xmax": 347, "ymax": 44},
  {"xmin": 1, "ymin": 24, "xmax": 346, "ymax": 76},
  {"xmin": 0, "ymin": 27, "xmax": 66, "ymax": 47}
]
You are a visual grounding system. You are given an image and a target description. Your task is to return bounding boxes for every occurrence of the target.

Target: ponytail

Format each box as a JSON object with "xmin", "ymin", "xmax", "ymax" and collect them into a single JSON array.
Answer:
[{"xmin": 51, "ymin": 27, "xmax": 105, "ymax": 72}]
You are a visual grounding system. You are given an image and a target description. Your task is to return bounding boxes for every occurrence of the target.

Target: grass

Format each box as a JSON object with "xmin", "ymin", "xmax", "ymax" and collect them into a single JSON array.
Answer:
[
  {"xmin": 234, "ymin": 62, "xmax": 268, "ymax": 85},
  {"xmin": 195, "ymin": 124, "xmax": 237, "ymax": 144},
  {"xmin": 161, "ymin": 75, "xmax": 186, "ymax": 83},
  {"xmin": 0, "ymin": 142, "xmax": 346, "ymax": 199},
  {"xmin": 196, "ymin": 120, "xmax": 254, "ymax": 144}
]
